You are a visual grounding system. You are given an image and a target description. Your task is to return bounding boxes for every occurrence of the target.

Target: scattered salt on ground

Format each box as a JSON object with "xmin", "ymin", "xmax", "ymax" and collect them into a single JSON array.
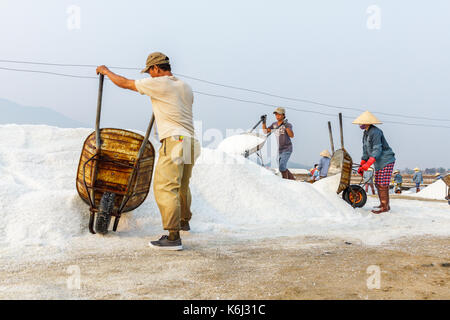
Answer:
[
  {"xmin": 412, "ymin": 179, "xmax": 448, "ymax": 200},
  {"xmin": 1, "ymin": 125, "xmax": 450, "ymax": 264},
  {"xmin": 217, "ymin": 133, "xmax": 266, "ymax": 155}
]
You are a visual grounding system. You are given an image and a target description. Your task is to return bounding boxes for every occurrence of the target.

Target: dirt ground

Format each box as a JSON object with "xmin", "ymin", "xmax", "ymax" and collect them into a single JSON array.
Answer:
[{"xmin": 0, "ymin": 235, "xmax": 449, "ymax": 300}]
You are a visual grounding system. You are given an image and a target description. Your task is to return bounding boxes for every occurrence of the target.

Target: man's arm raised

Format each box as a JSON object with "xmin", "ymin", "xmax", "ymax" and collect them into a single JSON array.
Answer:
[{"xmin": 96, "ymin": 65, "xmax": 137, "ymax": 92}]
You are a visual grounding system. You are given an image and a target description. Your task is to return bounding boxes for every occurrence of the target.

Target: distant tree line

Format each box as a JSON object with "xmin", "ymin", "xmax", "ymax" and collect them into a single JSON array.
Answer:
[{"xmin": 401, "ymin": 167, "xmax": 449, "ymax": 174}]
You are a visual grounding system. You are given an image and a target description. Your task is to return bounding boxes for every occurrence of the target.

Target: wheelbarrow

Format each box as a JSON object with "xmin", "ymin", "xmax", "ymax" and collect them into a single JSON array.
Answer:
[
  {"xmin": 327, "ymin": 113, "xmax": 368, "ymax": 208},
  {"xmin": 238, "ymin": 116, "xmax": 268, "ymax": 159},
  {"xmin": 76, "ymin": 74, "xmax": 156, "ymax": 234},
  {"xmin": 242, "ymin": 115, "xmax": 290, "ymax": 167},
  {"xmin": 443, "ymin": 174, "xmax": 450, "ymax": 205}
]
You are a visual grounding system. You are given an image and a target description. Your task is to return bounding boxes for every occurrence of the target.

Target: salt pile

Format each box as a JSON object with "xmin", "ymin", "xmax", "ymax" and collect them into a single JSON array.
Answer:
[
  {"xmin": 1, "ymin": 124, "xmax": 450, "ymax": 260},
  {"xmin": 0, "ymin": 125, "xmax": 90, "ymax": 248},
  {"xmin": 414, "ymin": 179, "xmax": 448, "ymax": 200},
  {"xmin": 217, "ymin": 133, "xmax": 266, "ymax": 155},
  {"xmin": 192, "ymin": 150, "xmax": 358, "ymax": 236}
]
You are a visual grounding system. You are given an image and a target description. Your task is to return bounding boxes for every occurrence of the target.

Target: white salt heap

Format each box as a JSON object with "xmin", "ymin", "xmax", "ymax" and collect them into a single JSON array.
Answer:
[
  {"xmin": 1, "ymin": 124, "xmax": 450, "ymax": 263},
  {"xmin": 414, "ymin": 179, "xmax": 448, "ymax": 200},
  {"xmin": 217, "ymin": 133, "xmax": 266, "ymax": 155}
]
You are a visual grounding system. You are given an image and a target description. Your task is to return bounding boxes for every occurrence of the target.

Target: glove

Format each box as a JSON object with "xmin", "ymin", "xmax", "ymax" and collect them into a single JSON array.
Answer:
[
  {"xmin": 260, "ymin": 114, "xmax": 267, "ymax": 124},
  {"xmin": 361, "ymin": 157, "xmax": 376, "ymax": 172},
  {"xmin": 357, "ymin": 160, "xmax": 367, "ymax": 176}
]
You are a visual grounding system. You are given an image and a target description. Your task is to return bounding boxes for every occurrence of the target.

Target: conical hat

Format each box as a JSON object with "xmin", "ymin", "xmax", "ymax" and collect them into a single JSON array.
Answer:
[
  {"xmin": 414, "ymin": 167, "xmax": 420, "ymax": 171},
  {"xmin": 352, "ymin": 111, "xmax": 382, "ymax": 125},
  {"xmin": 319, "ymin": 149, "xmax": 331, "ymax": 158}
]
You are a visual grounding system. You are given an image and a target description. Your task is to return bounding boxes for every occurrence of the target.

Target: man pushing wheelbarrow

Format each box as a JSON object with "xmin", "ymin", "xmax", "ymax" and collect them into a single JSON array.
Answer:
[
  {"xmin": 352, "ymin": 111, "xmax": 396, "ymax": 214},
  {"xmin": 96, "ymin": 52, "xmax": 200, "ymax": 250}
]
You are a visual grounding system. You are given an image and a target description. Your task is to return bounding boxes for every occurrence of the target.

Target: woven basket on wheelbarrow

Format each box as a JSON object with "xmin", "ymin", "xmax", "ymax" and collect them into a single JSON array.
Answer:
[
  {"xmin": 443, "ymin": 174, "xmax": 450, "ymax": 205},
  {"xmin": 327, "ymin": 113, "xmax": 368, "ymax": 208},
  {"xmin": 76, "ymin": 75, "xmax": 156, "ymax": 235}
]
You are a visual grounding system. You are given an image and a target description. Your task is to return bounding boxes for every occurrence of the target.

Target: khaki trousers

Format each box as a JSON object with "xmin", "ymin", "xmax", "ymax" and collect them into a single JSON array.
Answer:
[{"xmin": 153, "ymin": 136, "xmax": 200, "ymax": 231}]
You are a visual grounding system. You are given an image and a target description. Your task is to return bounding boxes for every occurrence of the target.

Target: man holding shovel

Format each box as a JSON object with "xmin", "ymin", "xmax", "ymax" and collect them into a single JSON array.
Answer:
[
  {"xmin": 262, "ymin": 107, "xmax": 295, "ymax": 180},
  {"xmin": 96, "ymin": 52, "xmax": 199, "ymax": 250}
]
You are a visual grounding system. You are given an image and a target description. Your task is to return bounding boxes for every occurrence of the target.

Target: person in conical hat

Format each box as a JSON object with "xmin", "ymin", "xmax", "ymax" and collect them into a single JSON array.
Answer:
[
  {"xmin": 319, "ymin": 150, "xmax": 331, "ymax": 158},
  {"xmin": 318, "ymin": 149, "xmax": 331, "ymax": 179},
  {"xmin": 393, "ymin": 169, "xmax": 403, "ymax": 194},
  {"xmin": 352, "ymin": 111, "xmax": 396, "ymax": 214},
  {"xmin": 412, "ymin": 167, "xmax": 423, "ymax": 193}
]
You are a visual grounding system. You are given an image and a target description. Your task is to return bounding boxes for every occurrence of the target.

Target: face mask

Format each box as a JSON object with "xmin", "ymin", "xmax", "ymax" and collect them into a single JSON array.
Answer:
[{"xmin": 360, "ymin": 125, "xmax": 368, "ymax": 130}]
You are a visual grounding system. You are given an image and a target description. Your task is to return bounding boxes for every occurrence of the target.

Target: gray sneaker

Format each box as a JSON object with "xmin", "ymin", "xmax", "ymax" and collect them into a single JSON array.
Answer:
[{"xmin": 149, "ymin": 235, "xmax": 183, "ymax": 251}]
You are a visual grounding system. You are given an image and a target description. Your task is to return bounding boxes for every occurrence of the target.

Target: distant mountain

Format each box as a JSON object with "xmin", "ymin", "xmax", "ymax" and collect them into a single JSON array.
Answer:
[
  {"xmin": 0, "ymin": 98, "xmax": 88, "ymax": 128},
  {"xmin": 288, "ymin": 161, "xmax": 310, "ymax": 169},
  {"xmin": 265, "ymin": 161, "xmax": 310, "ymax": 169}
]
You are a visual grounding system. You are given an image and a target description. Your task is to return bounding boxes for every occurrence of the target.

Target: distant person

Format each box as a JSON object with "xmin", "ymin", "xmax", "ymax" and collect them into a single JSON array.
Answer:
[
  {"xmin": 393, "ymin": 170, "xmax": 403, "ymax": 194},
  {"xmin": 434, "ymin": 172, "xmax": 442, "ymax": 181},
  {"xmin": 318, "ymin": 150, "xmax": 331, "ymax": 179},
  {"xmin": 364, "ymin": 167, "xmax": 376, "ymax": 195},
  {"xmin": 96, "ymin": 52, "xmax": 200, "ymax": 251},
  {"xmin": 413, "ymin": 168, "xmax": 423, "ymax": 193},
  {"xmin": 310, "ymin": 164, "xmax": 320, "ymax": 182},
  {"xmin": 352, "ymin": 111, "xmax": 395, "ymax": 214},
  {"xmin": 262, "ymin": 108, "xmax": 295, "ymax": 180}
]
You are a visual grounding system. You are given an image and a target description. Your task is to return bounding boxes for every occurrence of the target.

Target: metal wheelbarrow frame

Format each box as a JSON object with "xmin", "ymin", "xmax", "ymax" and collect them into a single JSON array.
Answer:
[
  {"xmin": 76, "ymin": 74, "xmax": 156, "ymax": 234},
  {"xmin": 241, "ymin": 116, "xmax": 289, "ymax": 167},
  {"xmin": 327, "ymin": 113, "xmax": 368, "ymax": 208}
]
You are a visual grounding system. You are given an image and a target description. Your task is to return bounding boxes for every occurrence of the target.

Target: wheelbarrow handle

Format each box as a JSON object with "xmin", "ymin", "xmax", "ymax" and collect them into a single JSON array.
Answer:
[
  {"xmin": 249, "ymin": 118, "xmax": 264, "ymax": 133},
  {"xmin": 136, "ymin": 113, "xmax": 155, "ymax": 160},
  {"xmin": 339, "ymin": 112, "xmax": 344, "ymax": 149},
  {"xmin": 328, "ymin": 121, "xmax": 335, "ymax": 154},
  {"xmin": 265, "ymin": 119, "xmax": 288, "ymax": 138},
  {"xmin": 118, "ymin": 112, "xmax": 155, "ymax": 213},
  {"xmin": 95, "ymin": 74, "xmax": 105, "ymax": 150}
]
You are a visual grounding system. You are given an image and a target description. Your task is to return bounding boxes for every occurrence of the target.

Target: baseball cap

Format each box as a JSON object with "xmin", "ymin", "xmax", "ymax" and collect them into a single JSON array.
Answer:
[
  {"xmin": 273, "ymin": 107, "xmax": 286, "ymax": 115},
  {"xmin": 141, "ymin": 52, "xmax": 170, "ymax": 73}
]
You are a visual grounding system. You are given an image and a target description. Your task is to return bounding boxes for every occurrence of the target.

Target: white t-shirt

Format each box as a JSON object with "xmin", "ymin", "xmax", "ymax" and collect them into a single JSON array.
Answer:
[{"xmin": 135, "ymin": 76, "xmax": 195, "ymax": 141}]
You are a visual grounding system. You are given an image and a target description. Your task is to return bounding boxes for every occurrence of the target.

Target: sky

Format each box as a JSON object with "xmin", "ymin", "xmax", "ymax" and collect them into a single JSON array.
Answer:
[{"xmin": 0, "ymin": 0, "xmax": 449, "ymax": 169}]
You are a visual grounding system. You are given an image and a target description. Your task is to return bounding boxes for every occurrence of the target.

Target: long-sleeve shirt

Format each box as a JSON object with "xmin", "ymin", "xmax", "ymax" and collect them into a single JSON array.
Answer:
[
  {"xmin": 318, "ymin": 156, "xmax": 330, "ymax": 177},
  {"xmin": 394, "ymin": 174, "xmax": 403, "ymax": 183},
  {"xmin": 413, "ymin": 172, "xmax": 423, "ymax": 184},
  {"xmin": 362, "ymin": 125, "xmax": 396, "ymax": 171}
]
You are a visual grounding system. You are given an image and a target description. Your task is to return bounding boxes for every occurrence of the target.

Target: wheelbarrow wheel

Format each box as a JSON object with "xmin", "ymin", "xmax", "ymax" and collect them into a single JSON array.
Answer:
[
  {"xmin": 342, "ymin": 188, "xmax": 349, "ymax": 200},
  {"xmin": 95, "ymin": 192, "xmax": 116, "ymax": 234},
  {"xmin": 343, "ymin": 185, "xmax": 367, "ymax": 208}
]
